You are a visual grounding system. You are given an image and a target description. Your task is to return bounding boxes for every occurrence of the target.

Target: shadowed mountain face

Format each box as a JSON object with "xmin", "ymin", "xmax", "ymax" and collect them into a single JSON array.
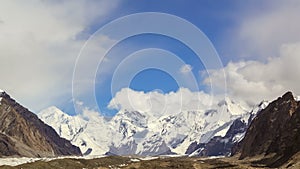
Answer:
[
  {"xmin": 236, "ymin": 92, "xmax": 300, "ymax": 167},
  {"xmin": 185, "ymin": 101, "xmax": 269, "ymax": 157},
  {"xmin": 185, "ymin": 119, "xmax": 247, "ymax": 156},
  {"xmin": 0, "ymin": 92, "xmax": 82, "ymax": 157}
]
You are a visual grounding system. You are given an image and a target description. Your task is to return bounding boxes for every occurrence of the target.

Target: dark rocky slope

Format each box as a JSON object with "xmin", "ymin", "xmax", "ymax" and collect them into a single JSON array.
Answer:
[
  {"xmin": 0, "ymin": 92, "xmax": 82, "ymax": 157},
  {"xmin": 234, "ymin": 91, "xmax": 300, "ymax": 167}
]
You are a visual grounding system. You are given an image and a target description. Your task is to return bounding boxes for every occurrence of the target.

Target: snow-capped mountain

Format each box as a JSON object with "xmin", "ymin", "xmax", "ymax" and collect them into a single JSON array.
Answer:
[
  {"xmin": 185, "ymin": 100, "xmax": 269, "ymax": 156},
  {"xmin": 38, "ymin": 98, "xmax": 266, "ymax": 156},
  {"xmin": 39, "ymin": 106, "xmax": 87, "ymax": 141},
  {"xmin": 38, "ymin": 107, "xmax": 111, "ymax": 155}
]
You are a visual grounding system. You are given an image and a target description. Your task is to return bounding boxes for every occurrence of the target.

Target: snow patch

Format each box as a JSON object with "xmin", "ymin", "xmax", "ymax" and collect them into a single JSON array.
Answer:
[
  {"xmin": 0, "ymin": 89, "xmax": 4, "ymax": 104},
  {"xmin": 0, "ymin": 156, "xmax": 106, "ymax": 166},
  {"xmin": 233, "ymin": 132, "xmax": 245, "ymax": 143},
  {"xmin": 139, "ymin": 156, "xmax": 159, "ymax": 161},
  {"xmin": 214, "ymin": 124, "xmax": 231, "ymax": 137},
  {"xmin": 203, "ymin": 156, "xmax": 225, "ymax": 159},
  {"xmin": 130, "ymin": 158, "xmax": 140, "ymax": 162},
  {"xmin": 0, "ymin": 157, "xmax": 41, "ymax": 166}
]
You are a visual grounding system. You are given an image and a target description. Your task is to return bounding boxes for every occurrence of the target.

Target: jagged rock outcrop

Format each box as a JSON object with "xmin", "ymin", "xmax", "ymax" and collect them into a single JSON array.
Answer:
[
  {"xmin": 0, "ymin": 91, "xmax": 82, "ymax": 157},
  {"xmin": 235, "ymin": 92, "xmax": 300, "ymax": 167}
]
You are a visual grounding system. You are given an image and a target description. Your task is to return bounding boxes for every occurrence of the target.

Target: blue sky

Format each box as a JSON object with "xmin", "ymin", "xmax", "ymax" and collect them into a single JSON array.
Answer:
[
  {"xmin": 85, "ymin": 0, "xmax": 265, "ymax": 115},
  {"xmin": 1, "ymin": 1, "xmax": 300, "ymax": 116},
  {"xmin": 83, "ymin": 1, "xmax": 236, "ymax": 61},
  {"xmin": 94, "ymin": 33, "xmax": 208, "ymax": 115},
  {"xmin": 86, "ymin": 0, "xmax": 272, "ymax": 61}
]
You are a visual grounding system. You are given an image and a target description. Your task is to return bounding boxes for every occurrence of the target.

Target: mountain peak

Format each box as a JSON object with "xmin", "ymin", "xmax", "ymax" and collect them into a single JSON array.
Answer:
[
  {"xmin": 0, "ymin": 90, "xmax": 8, "ymax": 97},
  {"xmin": 218, "ymin": 97, "xmax": 233, "ymax": 106},
  {"xmin": 281, "ymin": 91, "xmax": 294, "ymax": 101},
  {"xmin": 217, "ymin": 97, "xmax": 247, "ymax": 116},
  {"xmin": 39, "ymin": 106, "xmax": 66, "ymax": 116}
]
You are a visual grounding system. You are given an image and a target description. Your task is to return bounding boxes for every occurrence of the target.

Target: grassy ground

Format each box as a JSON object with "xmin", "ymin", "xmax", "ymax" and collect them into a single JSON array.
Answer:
[{"xmin": 0, "ymin": 155, "xmax": 295, "ymax": 169}]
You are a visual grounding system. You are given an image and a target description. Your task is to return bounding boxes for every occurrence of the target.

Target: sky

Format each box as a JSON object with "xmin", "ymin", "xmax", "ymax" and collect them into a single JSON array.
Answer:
[{"xmin": 1, "ymin": 0, "xmax": 300, "ymax": 116}]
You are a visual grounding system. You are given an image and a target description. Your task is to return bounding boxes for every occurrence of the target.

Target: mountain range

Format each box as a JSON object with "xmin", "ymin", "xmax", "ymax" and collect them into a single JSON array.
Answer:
[
  {"xmin": 2, "ymin": 88, "xmax": 300, "ymax": 168},
  {"xmin": 38, "ymin": 96, "xmax": 268, "ymax": 157}
]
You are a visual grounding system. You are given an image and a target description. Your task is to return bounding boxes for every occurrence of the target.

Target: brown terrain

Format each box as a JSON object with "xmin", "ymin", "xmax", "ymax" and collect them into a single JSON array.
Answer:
[
  {"xmin": 0, "ymin": 92, "xmax": 81, "ymax": 157},
  {"xmin": 0, "ymin": 155, "xmax": 299, "ymax": 169}
]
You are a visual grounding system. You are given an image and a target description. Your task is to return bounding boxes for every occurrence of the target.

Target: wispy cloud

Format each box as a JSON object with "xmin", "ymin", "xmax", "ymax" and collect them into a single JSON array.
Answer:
[
  {"xmin": 233, "ymin": 0, "xmax": 300, "ymax": 58},
  {"xmin": 0, "ymin": 0, "xmax": 120, "ymax": 111},
  {"xmin": 179, "ymin": 64, "xmax": 193, "ymax": 74}
]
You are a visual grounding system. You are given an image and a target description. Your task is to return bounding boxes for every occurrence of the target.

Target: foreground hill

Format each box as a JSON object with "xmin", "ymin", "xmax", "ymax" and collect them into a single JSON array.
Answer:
[{"xmin": 0, "ymin": 91, "xmax": 82, "ymax": 157}]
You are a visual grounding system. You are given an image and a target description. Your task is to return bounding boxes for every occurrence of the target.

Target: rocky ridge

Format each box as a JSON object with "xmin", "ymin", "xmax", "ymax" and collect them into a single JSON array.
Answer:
[
  {"xmin": 235, "ymin": 92, "xmax": 300, "ymax": 167},
  {"xmin": 0, "ymin": 91, "xmax": 82, "ymax": 157}
]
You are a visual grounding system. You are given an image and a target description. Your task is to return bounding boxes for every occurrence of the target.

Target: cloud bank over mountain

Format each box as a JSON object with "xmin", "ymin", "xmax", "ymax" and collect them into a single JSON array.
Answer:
[
  {"xmin": 205, "ymin": 43, "xmax": 300, "ymax": 106},
  {"xmin": 108, "ymin": 87, "xmax": 218, "ymax": 116}
]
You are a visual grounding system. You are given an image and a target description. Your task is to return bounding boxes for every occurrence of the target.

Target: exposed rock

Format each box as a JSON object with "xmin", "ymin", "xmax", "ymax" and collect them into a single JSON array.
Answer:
[
  {"xmin": 0, "ymin": 133, "xmax": 19, "ymax": 156},
  {"xmin": 236, "ymin": 91, "xmax": 300, "ymax": 167},
  {"xmin": 0, "ymin": 92, "xmax": 82, "ymax": 157}
]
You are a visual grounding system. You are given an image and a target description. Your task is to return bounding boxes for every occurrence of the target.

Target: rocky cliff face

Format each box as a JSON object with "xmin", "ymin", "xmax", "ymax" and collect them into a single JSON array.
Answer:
[
  {"xmin": 235, "ymin": 92, "xmax": 300, "ymax": 167},
  {"xmin": 0, "ymin": 91, "xmax": 82, "ymax": 157}
]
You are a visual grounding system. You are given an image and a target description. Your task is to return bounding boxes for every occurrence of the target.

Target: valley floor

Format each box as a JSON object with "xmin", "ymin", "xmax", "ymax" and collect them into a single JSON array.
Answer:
[{"xmin": 1, "ymin": 155, "xmax": 299, "ymax": 169}]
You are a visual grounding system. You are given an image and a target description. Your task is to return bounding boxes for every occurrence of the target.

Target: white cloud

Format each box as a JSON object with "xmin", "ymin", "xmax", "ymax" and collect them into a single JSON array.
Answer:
[
  {"xmin": 234, "ymin": 0, "xmax": 300, "ymax": 58},
  {"xmin": 81, "ymin": 107, "xmax": 105, "ymax": 122},
  {"xmin": 212, "ymin": 1, "xmax": 300, "ymax": 105},
  {"xmin": 108, "ymin": 87, "xmax": 217, "ymax": 117},
  {"xmin": 179, "ymin": 64, "xmax": 193, "ymax": 74},
  {"xmin": 0, "ymin": 0, "xmax": 120, "ymax": 111},
  {"xmin": 204, "ymin": 42, "xmax": 300, "ymax": 105}
]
